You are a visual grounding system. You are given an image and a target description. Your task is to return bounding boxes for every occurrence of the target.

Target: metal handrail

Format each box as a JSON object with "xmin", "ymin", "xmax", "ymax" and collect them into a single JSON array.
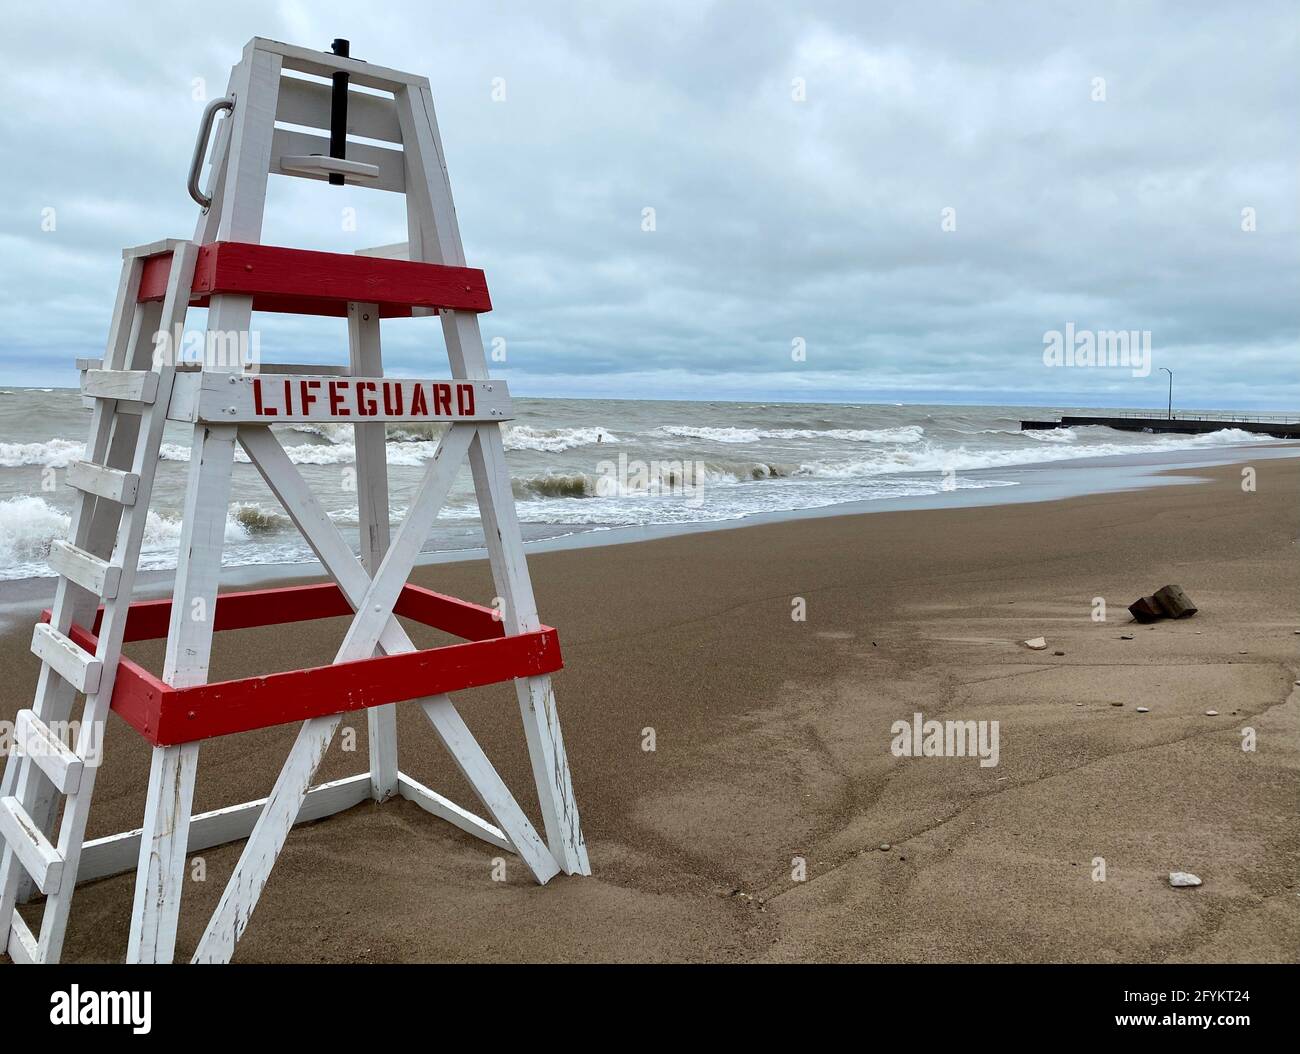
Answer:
[
  {"xmin": 187, "ymin": 96, "xmax": 234, "ymax": 210},
  {"xmin": 1080, "ymin": 409, "xmax": 1300, "ymax": 424}
]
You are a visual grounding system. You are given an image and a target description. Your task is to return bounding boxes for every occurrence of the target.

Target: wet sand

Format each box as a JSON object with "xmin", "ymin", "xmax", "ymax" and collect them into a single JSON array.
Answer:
[{"xmin": 2, "ymin": 454, "xmax": 1298, "ymax": 962}]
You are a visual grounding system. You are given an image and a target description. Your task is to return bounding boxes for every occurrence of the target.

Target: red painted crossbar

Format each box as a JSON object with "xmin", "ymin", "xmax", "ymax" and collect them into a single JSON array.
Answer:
[
  {"xmin": 137, "ymin": 242, "xmax": 492, "ymax": 318},
  {"xmin": 46, "ymin": 583, "xmax": 560, "ymax": 746}
]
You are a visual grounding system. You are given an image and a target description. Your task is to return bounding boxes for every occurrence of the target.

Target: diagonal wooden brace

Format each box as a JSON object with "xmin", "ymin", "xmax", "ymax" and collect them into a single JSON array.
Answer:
[{"xmin": 238, "ymin": 426, "xmax": 558, "ymax": 878}]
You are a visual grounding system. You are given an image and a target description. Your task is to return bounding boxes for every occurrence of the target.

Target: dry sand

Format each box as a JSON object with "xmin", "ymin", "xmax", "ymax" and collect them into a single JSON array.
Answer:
[{"xmin": 2, "ymin": 455, "xmax": 1298, "ymax": 963}]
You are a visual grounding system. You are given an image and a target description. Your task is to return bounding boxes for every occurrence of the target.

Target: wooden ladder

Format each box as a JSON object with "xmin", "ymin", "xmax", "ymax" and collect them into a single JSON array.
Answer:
[{"xmin": 0, "ymin": 242, "xmax": 199, "ymax": 964}]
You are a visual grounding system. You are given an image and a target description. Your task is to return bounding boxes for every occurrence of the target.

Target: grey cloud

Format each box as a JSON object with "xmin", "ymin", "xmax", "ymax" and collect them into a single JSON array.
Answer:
[{"xmin": 0, "ymin": 0, "xmax": 1295, "ymax": 409}]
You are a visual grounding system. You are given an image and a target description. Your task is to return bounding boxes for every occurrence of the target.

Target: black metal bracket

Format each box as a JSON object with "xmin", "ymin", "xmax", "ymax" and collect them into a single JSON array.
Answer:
[{"xmin": 328, "ymin": 38, "xmax": 350, "ymax": 185}]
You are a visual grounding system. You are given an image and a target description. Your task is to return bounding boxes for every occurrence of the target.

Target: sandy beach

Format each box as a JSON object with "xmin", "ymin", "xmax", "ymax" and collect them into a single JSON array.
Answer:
[{"xmin": 2, "ymin": 452, "xmax": 1297, "ymax": 963}]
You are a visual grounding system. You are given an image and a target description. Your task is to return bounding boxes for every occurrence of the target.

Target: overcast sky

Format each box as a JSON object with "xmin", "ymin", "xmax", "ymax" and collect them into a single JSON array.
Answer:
[{"xmin": 2, "ymin": 1, "xmax": 1296, "ymax": 408}]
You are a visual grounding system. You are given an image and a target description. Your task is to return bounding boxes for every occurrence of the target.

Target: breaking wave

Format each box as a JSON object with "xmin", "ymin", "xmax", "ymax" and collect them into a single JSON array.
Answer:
[
  {"xmin": 0, "ymin": 495, "xmax": 252, "ymax": 580},
  {"xmin": 512, "ymin": 460, "xmax": 793, "ymax": 499},
  {"xmin": 232, "ymin": 502, "xmax": 290, "ymax": 533},
  {"xmin": 653, "ymin": 424, "xmax": 924, "ymax": 445},
  {"xmin": 793, "ymin": 427, "xmax": 1275, "ymax": 478},
  {"xmin": 267, "ymin": 423, "xmax": 621, "ymax": 463},
  {"xmin": 503, "ymin": 426, "xmax": 619, "ymax": 452},
  {"xmin": 0, "ymin": 439, "xmax": 86, "ymax": 468}
]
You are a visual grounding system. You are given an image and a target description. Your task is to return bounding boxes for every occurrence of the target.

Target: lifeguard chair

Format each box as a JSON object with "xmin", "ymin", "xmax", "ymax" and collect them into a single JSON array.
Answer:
[{"xmin": 0, "ymin": 37, "xmax": 588, "ymax": 965}]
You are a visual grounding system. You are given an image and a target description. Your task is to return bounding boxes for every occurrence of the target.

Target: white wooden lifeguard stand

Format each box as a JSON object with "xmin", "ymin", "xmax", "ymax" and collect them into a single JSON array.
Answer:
[{"xmin": 0, "ymin": 37, "xmax": 589, "ymax": 965}]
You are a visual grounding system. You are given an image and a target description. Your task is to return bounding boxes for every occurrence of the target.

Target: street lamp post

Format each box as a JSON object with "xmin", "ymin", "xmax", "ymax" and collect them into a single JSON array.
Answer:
[{"xmin": 1159, "ymin": 367, "xmax": 1173, "ymax": 420}]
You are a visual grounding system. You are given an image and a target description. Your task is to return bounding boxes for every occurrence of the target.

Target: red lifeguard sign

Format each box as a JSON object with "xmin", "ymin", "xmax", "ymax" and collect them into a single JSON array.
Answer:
[
  {"xmin": 165, "ymin": 371, "xmax": 505, "ymax": 422},
  {"xmin": 0, "ymin": 37, "xmax": 589, "ymax": 966}
]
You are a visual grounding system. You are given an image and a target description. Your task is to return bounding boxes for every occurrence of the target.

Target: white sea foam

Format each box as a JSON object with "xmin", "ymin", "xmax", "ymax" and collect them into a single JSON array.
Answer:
[
  {"xmin": 515, "ymin": 474, "xmax": 1014, "ymax": 527},
  {"xmin": 653, "ymin": 424, "xmax": 923, "ymax": 444},
  {"xmin": 283, "ymin": 422, "xmax": 353, "ymax": 443},
  {"xmin": 0, "ymin": 496, "xmax": 250, "ymax": 579},
  {"xmin": 208, "ymin": 423, "xmax": 623, "ymax": 465},
  {"xmin": 503, "ymin": 425, "xmax": 619, "ymax": 452},
  {"xmin": 0, "ymin": 495, "xmax": 71, "ymax": 570},
  {"xmin": 794, "ymin": 427, "xmax": 1274, "ymax": 478},
  {"xmin": 0, "ymin": 439, "xmax": 86, "ymax": 468}
]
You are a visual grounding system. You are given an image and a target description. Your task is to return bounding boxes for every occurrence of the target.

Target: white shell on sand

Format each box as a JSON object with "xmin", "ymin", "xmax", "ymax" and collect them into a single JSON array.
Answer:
[
  {"xmin": 1136, "ymin": 706, "xmax": 1150, "ymax": 713},
  {"xmin": 1169, "ymin": 871, "xmax": 1202, "ymax": 888},
  {"xmin": 1023, "ymin": 637, "xmax": 1048, "ymax": 650},
  {"xmin": 1205, "ymin": 709, "xmax": 1219, "ymax": 716}
]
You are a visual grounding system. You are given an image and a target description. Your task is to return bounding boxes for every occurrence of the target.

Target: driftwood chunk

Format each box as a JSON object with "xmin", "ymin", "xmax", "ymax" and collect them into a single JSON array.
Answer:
[
  {"xmin": 1128, "ymin": 595, "xmax": 1164, "ymax": 623},
  {"xmin": 1154, "ymin": 584, "xmax": 1197, "ymax": 618}
]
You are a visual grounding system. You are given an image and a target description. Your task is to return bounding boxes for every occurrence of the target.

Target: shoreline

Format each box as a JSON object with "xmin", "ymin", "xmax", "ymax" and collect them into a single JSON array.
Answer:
[{"xmin": 2, "ymin": 442, "xmax": 1295, "ymax": 623}]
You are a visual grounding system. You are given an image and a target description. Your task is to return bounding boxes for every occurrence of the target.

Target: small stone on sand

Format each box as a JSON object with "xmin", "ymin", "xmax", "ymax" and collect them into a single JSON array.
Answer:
[
  {"xmin": 1169, "ymin": 871, "xmax": 1202, "ymax": 888},
  {"xmin": 1110, "ymin": 701, "xmax": 1124, "ymax": 707},
  {"xmin": 1205, "ymin": 709, "xmax": 1219, "ymax": 716},
  {"xmin": 1023, "ymin": 637, "xmax": 1047, "ymax": 650},
  {"xmin": 1120, "ymin": 633, "xmax": 1134, "ymax": 640},
  {"xmin": 1053, "ymin": 650, "xmax": 1065, "ymax": 656},
  {"xmin": 1136, "ymin": 706, "xmax": 1150, "ymax": 713},
  {"xmin": 879, "ymin": 843, "xmax": 890, "ymax": 851}
]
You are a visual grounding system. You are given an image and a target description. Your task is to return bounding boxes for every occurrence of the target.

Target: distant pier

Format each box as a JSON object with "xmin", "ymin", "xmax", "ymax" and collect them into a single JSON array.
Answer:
[{"xmin": 1020, "ymin": 412, "xmax": 1300, "ymax": 440}]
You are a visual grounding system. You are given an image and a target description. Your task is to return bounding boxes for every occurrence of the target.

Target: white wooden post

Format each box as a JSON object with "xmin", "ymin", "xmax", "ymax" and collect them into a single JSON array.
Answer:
[
  {"xmin": 395, "ymin": 83, "xmax": 590, "ymax": 875},
  {"xmin": 126, "ymin": 743, "xmax": 199, "ymax": 962},
  {"xmin": 347, "ymin": 301, "xmax": 399, "ymax": 801},
  {"xmin": 209, "ymin": 43, "xmax": 282, "ymax": 245},
  {"xmin": 127, "ymin": 43, "xmax": 281, "ymax": 962}
]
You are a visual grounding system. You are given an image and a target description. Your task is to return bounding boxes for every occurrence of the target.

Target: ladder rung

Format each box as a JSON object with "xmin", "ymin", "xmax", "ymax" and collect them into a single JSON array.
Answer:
[
  {"xmin": 6, "ymin": 909, "xmax": 37, "ymax": 965},
  {"xmin": 48, "ymin": 540, "xmax": 121, "ymax": 600},
  {"xmin": 66, "ymin": 460, "xmax": 139, "ymax": 506},
  {"xmin": 14, "ymin": 709, "xmax": 84, "ymax": 795},
  {"xmin": 0, "ymin": 796, "xmax": 64, "ymax": 895},
  {"xmin": 81, "ymin": 369, "xmax": 158, "ymax": 405},
  {"xmin": 102, "ymin": 400, "xmax": 145, "ymax": 417},
  {"xmin": 30, "ymin": 623, "xmax": 102, "ymax": 695}
]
